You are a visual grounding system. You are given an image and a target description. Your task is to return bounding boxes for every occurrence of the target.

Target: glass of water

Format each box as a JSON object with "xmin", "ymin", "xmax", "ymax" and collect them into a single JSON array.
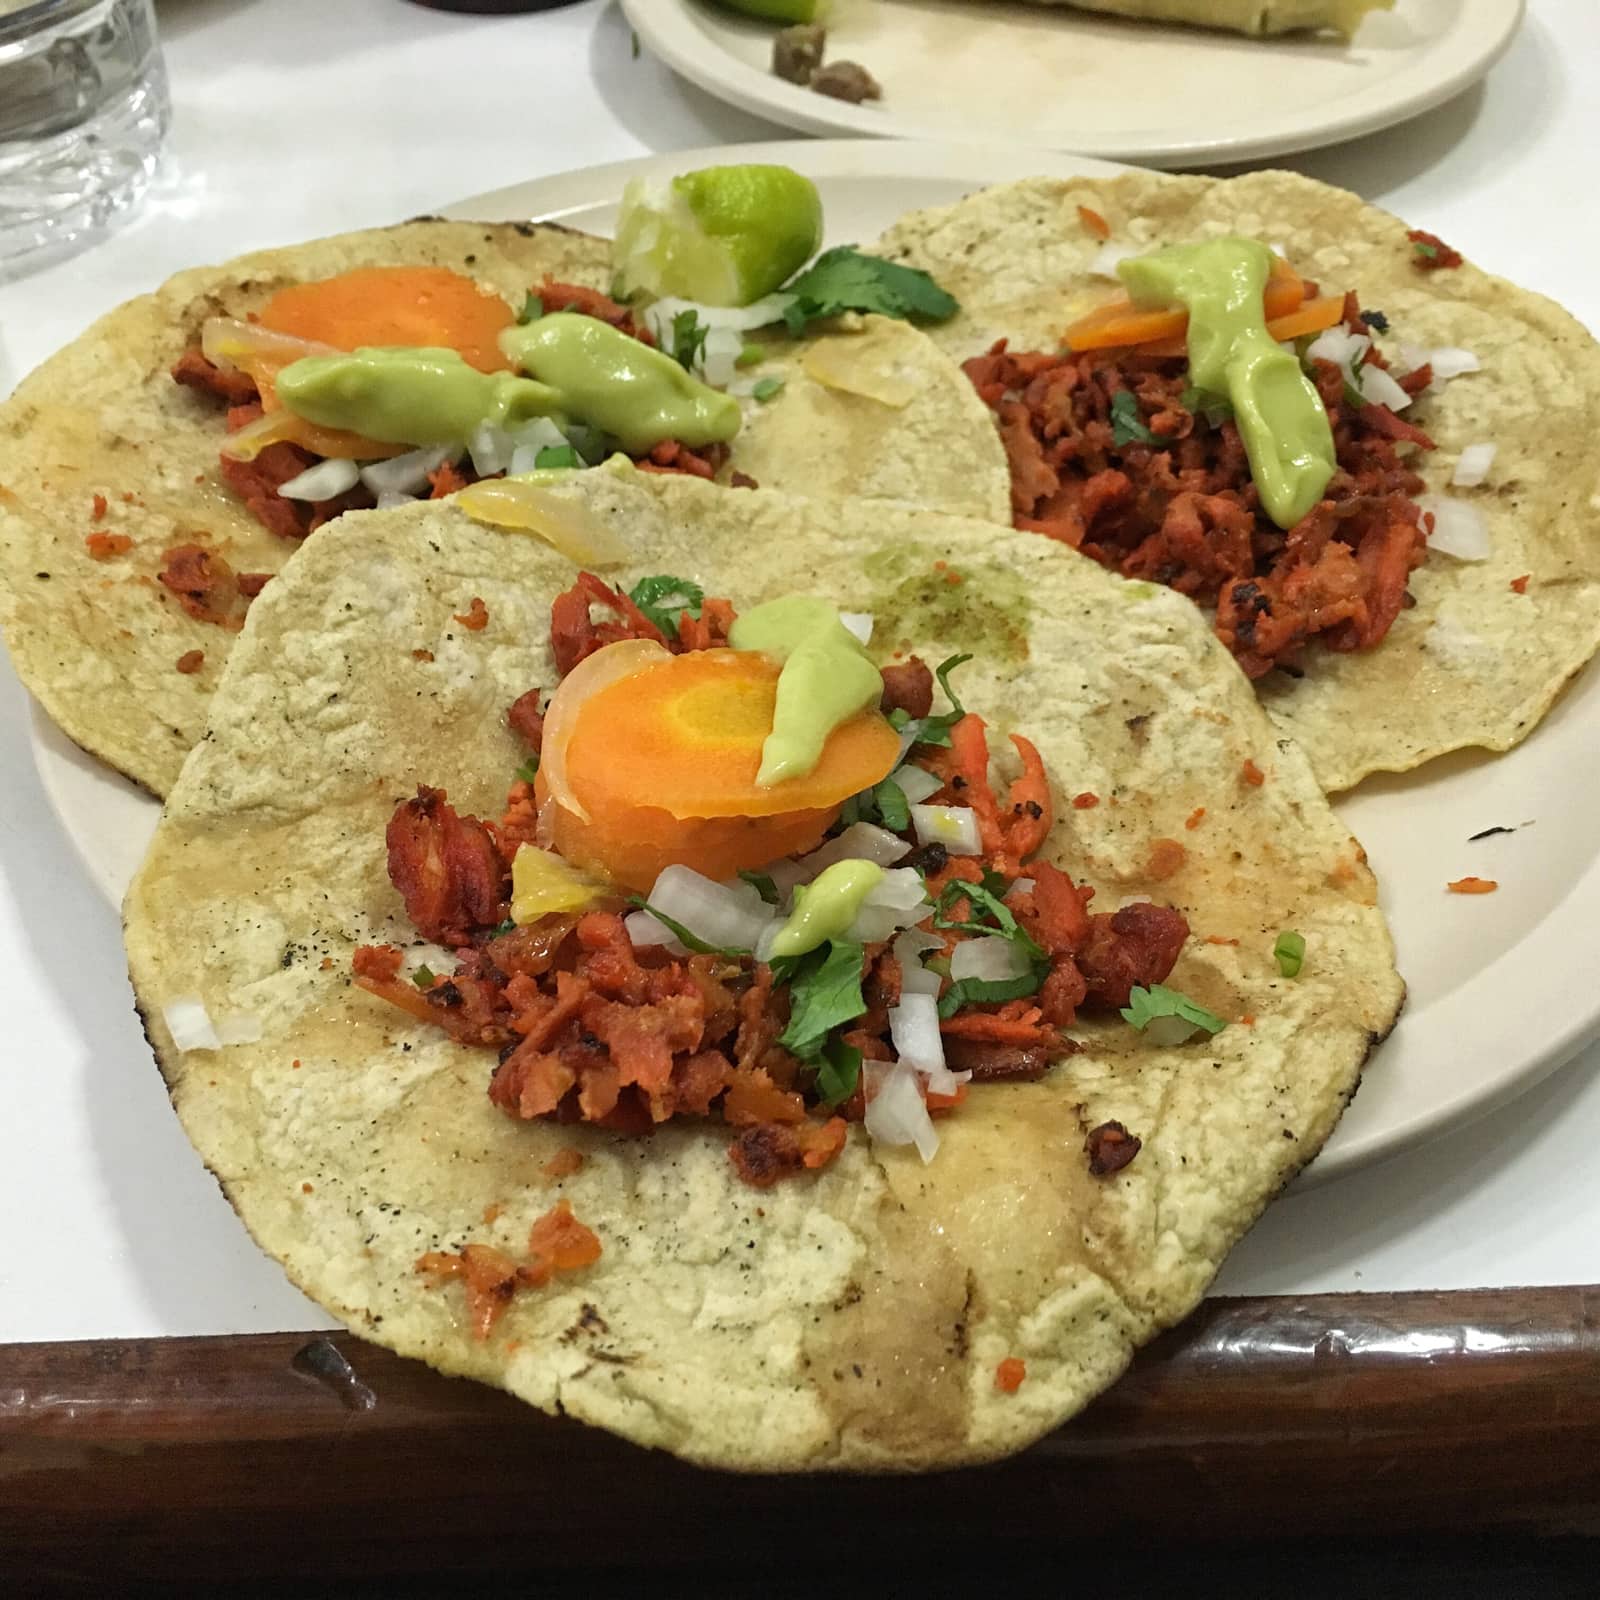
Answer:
[{"xmin": 0, "ymin": 0, "xmax": 170, "ymax": 278}]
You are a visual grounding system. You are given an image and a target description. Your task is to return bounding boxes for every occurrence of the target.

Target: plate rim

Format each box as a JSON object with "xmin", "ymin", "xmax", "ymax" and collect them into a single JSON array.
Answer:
[
  {"xmin": 32, "ymin": 134, "xmax": 1598, "ymax": 1188},
  {"xmin": 620, "ymin": 0, "xmax": 1527, "ymax": 168}
]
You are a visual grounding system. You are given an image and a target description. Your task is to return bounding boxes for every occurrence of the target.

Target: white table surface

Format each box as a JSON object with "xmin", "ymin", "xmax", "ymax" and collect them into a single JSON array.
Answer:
[{"xmin": 1, "ymin": 0, "xmax": 1596, "ymax": 1344}]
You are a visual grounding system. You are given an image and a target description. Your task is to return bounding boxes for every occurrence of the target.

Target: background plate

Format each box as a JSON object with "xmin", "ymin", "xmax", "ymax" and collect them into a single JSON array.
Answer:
[
  {"xmin": 36, "ymin": 138, "xmax": 1600, "ymax": 1186},
  {"xmin": 622, "ymin": 0, "xmax": 1525, "ymax": 168}
]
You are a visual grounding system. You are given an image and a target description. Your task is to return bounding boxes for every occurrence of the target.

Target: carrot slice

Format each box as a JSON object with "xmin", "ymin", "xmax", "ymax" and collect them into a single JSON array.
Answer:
[
  {"xmin": 1063, "ymin": 256, "xmax": 1307, "ymax": 353},
  {"xmin": 1263, "ymin": 294, "xmax": 1345, "ymax": 343},
  {"xmin": 258, "ymin": 266, "xmax": 515, "ymax": 373},
  {"xmin": 547, "ymin": 650, "xmax": 899, "ymax": 891}
]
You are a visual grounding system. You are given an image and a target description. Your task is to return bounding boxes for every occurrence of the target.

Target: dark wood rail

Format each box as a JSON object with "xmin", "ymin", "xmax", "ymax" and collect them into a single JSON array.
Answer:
[{"xmin": 3, "ymin": 1286, "xmax": 1596, "ymax": 1583}]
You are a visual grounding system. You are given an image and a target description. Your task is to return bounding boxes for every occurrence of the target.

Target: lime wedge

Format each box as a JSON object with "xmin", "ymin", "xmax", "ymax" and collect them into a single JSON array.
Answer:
[
  {"xmin": 613, "ymin": 165, "xmax": 824, "ymax": 308},
  {"xmin": 712, "ymin": 0, "xmax": 819, "ymax": 18}
]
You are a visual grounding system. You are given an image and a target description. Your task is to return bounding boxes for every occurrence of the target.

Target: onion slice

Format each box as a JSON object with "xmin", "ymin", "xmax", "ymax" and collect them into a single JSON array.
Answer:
[
  {"xmin": 838, "ymin": 612, "xmax": 873, "ymax": 646},
  {"xmin": 911, "ymin": 804, "xmax": 982, "ymax": 856},
  {"xmin": 795, "ymin": 821, "xmax": 910, "ymax": 878},
  {"xmin": 890, "ymin": 764, "xmax": 942, "ymax": 805},
  {"xmin": 1419, "ymin": 494, "xmax": 1490, "ymax": 562},
  {"xmin": 629, "ymin": 865, "xmax": 775, "ymax": 954},
  {"xmin": 201, "ymin": 315, "xmax": 337, "ymax": 372},
  {"xmin": 950, "ymin": 936, "xmax": 1033, "ymax": 984},
  {"xmin": 163, "ymin": 996, "xmax": 221, "ymax": 1052},
  {"xmin": 538, "ymin": 638, "xmax": 671, "ymax": 822},
  {"xmin": 1358, "ymin": 364, "xmax": 1412, "ymax": 413},
  {"xmin": 455, "ymin": 478, "xmax": 629, "ymax": 568},
  {"xmin": 863, "ymin": 1059, "xmax": 939, "ymax": 1164},
  {"xmin": 888, "ymin": 993, "xmax": 946, "ymax": 1076}
]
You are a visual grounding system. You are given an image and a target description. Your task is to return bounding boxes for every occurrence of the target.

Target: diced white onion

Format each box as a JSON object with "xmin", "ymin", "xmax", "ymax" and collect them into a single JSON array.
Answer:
[
  {"xmin": 1146, "ymin": 1013, "xmax": 1205, "ymax": 1047},
  {"xmin": 1358, "ymin": 363, "xmax": 1413, "ymax": 413},
  {"xmin": 375, "ymin": 490, "xmax": 416, "ymax": 511},
  {"xmin": 1305, "ymin": 325, "xmax": 1371, "ymax": 373},
  {"xmin": 795, "ymin": 822, "xmax": 910, "ymax": 877},
  {"xmin": 761, "ymin": 857, "xmax": 813, "ymax": 905},
  {"xmin": 890, "ymin": 764, "xmax": 942, "ymax": 805},
  {"xmin": 506, "ymin": 417, "xmax": 572, "ymax": 477},
  {"xmin": 699, "ymin": 325, "xmax": 744, "ymax": 389},
  {"xmin": 276, "ymin": 457, "xmax": 360, "ymax": 502},
  {"xmin": 1398, "ymin": 342, "xmax": 1429, "ymax": 372},
  {"xmin": 893, "ymin": 928, "xmax": 944, "ymax": 996},
  {"xmin": 950, "ymin": 936, "xmax": 1032, "ymax": 984},
  {"xmin": 838, "ymin": 612, "xmax": 874, "ymax": 646},
  {"xmin": 641, "ymin": 292, "xmax": 798, "ymax": 341},
  {"xmin": 215, "ymin": 1011, "xmax": 264, "ymax": 1046},
  {"xmin": 1419, "ymin": 494, "xmax": 1491, "ymax": 562},
  {"xmin": 360, "ymin": 444, "xmax": 461, "ymax": 498},
  {"xmin": 888, "ymin": 992, "xmax": 946, "ymax": 1075},
  {"xmin": 863, "ymin": 1059, "xmax": 940, "ymax": 1164},
  {"xmin": 1425, "ymin": 346, "xmax": 1481, "ymax": 382},
  {"xmin": 163, "ymin": 996, "xmax": 221, "ymax": 1053},
  {"xmin": 634, "ymin": 864, "xmax": 776, "ymax": 953},
  {"xmin": 847, "ymin": 866, "xmax": 931, "ymax": 943},
  {"xmin": 625, "ymin": 908, "xmax": 686, "ymax": 956},
  {"xmin": 1452, "ymin": 442, "xmax": 1497, "ymax": 488},
  {"xmin": 911, "ymin": 804, "xmax": 982, "ymax": 856},
  {"xmin": 1089, "ymin": 241, "xmax": 1140, "ymax": 280},
  {"xmin": 1011, "ymin": 878, "xmax": 1035, "ymax": 896},
  {"xmin": 469, "ymin": 422, "xmax": 516, "ymax": 477}
]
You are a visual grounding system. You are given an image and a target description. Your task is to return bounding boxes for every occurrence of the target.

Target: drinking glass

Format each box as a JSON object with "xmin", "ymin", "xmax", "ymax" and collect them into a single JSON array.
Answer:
[{"xmin": 0, "ymin": 0, "xmax": 170, "ymax": 277}]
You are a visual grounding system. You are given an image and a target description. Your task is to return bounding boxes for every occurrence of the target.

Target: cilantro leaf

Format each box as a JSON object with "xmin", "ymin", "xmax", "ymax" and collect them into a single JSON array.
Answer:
[
  {"xmin": 628, "ymin": 574, "xmax": 704, "ymax": 641},
  {"xmin": 751, "ymin": 376, "xmax": 785, "ymax": 403},
  {"xmin": 1412, "ymin": 240, "xmax": 1439, "ymax": 261},
  {"xmin": 780, "ymin": 246, "xmax": 959, "ymax": 336},
  {"xmin": 1273, "ymin": 930, "xmax": 1306, "ymax": 979},
  {"xmin": 517, "ymin": 292, "xmax": 543, "ymax": 326},
  {"xmin": 626, "ymin": 895, "xmax": 748, "ymax": 958},
  {"xmin": 515, "ymin": 756, "xmax": 540, "ymax": 784},
  {"xmin": 933, "ymin": 879, "xmax": 1046, "ymax": 962},
  {"xmin": 1110, "ymin": 388, "xmax": 1156, "ymax": 448},
  {"xmin": 978, "ymin": 866, "xmax": 1010, "ymax": 901},
  {"xmin": 873, "ymin": 776, "xmax": 910, "ymax": 834},
  {"xmin": 1120, "ymin": 983, "xmax": 1226, "ymax": 1040},
  {"xmin": 669, "ymin": 308, "xmax": 708, "ymax": 372},
  {"xmin": 777, "ymin": 940, "xmax": 868, "ymax": 1060},
  {"xmin": 412, "ymin": 964, "xmax": 437, "ymax": 989},
  {"xmin": 815, "ymin": 1035, "xmax": 863, "ymax": 1106},
  {"xmin": 534, "ymin": 444, "xmax": 580, "ymax": 470},
  {"xmin": 937, "ymin": 969, "xmax": 1044, "ymax": 1021},
  {"xmin": 736, "ymin": 342, "xmax": 765, "ymax": 368},
  {"xmin": 898, "ymin": 652, "xmax": 973, "ymax": 750},
  {"xmin": 738, "ymin": 869, "xmax": 780, "ymax": 906}
]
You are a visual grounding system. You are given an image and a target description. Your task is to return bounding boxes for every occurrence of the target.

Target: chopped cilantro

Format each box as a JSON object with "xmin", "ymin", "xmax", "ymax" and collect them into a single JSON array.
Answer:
[
  {"xmin": 669, "ymin": 308, "xmax": 708, "ymax": 372},
  {"xmin": 1360, "ymin": 309, "xmax": 1389, "ymax": 333},
  {"xmin": 534, "ymin": 444, "xmax": 580, "ymax": 470},
  {"xmin": 628, "ymin": 574, "xmax": 703, "ymax": 641},
  {"xmin": 873, "ymin": 776, "xmax": 910, "ymax": 834},
  {"xmin": 738, "ymin": 868, "xmax": 780, "ymax": 906},
  {"xmin": 933, "ymin": 879, "xmax": 1046, "ymax": 962},
  {"xmin": 565, "ymin": 424, "xmax": 607, "ymax": 465},
  {"xmin": 1412, "ymin": 240, "xmax": 1439, "ymax": 261},
  {"xmin": 626, "ymin": 895, "xmax": 748, "ymax": 958},
  {"xmin": 1273, "ymin": 930, "xmax": 1306, "ymax": 979},
  {"xmin": 780, "ymin": 246, "xmax": 959, "ymax": 336},
  {"xmin": 736, "ymin": 342, "xmax": 765, "ymax": 368},
  {"xmin": 899, "ymin": 652, "xmax": 973, "ymax": 749},
  {"xmin": 412, "ymin": 964, "xmax": 437, "ymax": 989},
  {"xmin": 1120, "ymin": 983, "xmax": 1225, "ymax": 1039},
  {"xmin": 1180, "ymin": 384, "xmax": 1234, "ymax": 428},
  {"xmin": 490, "ymin": 919, "xmax": 517, "ymax": 938},
  {"xmin": 815, "ymin": 1035, "xmax": 863, "ymax": 1105},
  {"xmin": 978, "ymin": 866, "xmax": 1010, "ymax": 901},
  {"xmin": 752, "ymin": 376, "xmax": 786, "ymax": 403},
  {"xmin": 778, "ymin": 940, "xmax": 868, "ymax": 1060},
  {"xmin": 937, "ymin": 969, "xmax": 1043, "ymax": 1020},
  {"xmin": 1110, "ymin": 388, "xmax": 1156, "ymax": 448},
  {"xmin": 517, "ymin": 292, "xmax": 543, "ymax": 325},
  {"xmin": 515, "ymin": 756, "xmax": 540, "ymax": 784}
]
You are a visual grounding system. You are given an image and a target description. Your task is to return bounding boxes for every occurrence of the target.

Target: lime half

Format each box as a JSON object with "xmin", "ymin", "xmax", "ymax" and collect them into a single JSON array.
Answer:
[
  {"xmin": 711, "ymin": 0, "xmax": 819, "ymax": 19},
  {"xmin": 613, "ymin": 165, "xmax": 824, "ymax": 308}
]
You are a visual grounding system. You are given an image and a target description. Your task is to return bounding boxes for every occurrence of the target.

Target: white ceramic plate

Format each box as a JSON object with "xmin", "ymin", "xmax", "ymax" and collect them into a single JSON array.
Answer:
[
  {"xmin": 35, "ymin": 138, "xmax": 1600, "ymax": 1186},
  {"xmin": 622, "ymin": 0, "xmax": 1525, "ymax": 168}
]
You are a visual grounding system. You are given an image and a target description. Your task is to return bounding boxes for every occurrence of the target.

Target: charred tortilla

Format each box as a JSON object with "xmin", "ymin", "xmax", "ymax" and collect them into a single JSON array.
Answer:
[
  {"xmin": 123, "ymin": 466, "xmax": 1402, "ymax": 1470},
  {"xmin": 873, "ymin": 171, "xmax": 1600, "ymax": 793},
  {"xmin": 0, "ymin": 219, "xmax": 1008, "ymax": 797}
]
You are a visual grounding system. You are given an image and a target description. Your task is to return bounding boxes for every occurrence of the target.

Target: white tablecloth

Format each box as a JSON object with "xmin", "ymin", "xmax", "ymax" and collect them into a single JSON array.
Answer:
[{"xmin": 2, "ymin": 0, "xmax": 1596, "ymax": 1341}]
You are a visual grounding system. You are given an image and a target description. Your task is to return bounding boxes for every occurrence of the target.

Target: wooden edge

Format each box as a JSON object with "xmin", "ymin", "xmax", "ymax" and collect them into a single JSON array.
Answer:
[{"xmin": 3, "ymin": 1286, "xmax": 1597, "ymax": 1580}]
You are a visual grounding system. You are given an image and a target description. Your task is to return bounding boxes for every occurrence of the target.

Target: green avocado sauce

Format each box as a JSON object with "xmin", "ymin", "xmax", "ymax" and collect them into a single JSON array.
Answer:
[
  {"xmin": 1118, "ymin": 237, "xmax": 1336, "ymax": 530},
  {"xmin": 275, "ymin": 347, "xmax": 560, "ymax": 446},
  {"xmin": 862, "ymin": 546, "xmax": 1031, "ymax": 665},
  {"xmin": 727, "ymin": 596, "xmax": 883, "ymax": 788},
  {"xmin": 500, "ymin": 314, "xmax": 740, "ymax": 454},
  {"xmin": 768, "ymin": 860, "xmax": 883, "ymax": 960},
  {"xmin": 274, "ymin": 313, "xmax": 742, "ymax": 456}
]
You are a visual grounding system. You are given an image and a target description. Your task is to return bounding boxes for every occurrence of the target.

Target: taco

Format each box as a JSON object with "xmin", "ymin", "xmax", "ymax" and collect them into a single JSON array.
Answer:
[
  {"xmin": 1004, "ymin": 0, "xmax": 1389, "ymax": 36},
  {"xmin": 123, "ymin": 466, "xmax": 1401, "ymax": 1470},
  {"xmin": 0, "ymin": 218, "xmax": 1007, "ymax": 797},
  {"xmin": 873, "ymin": 171, "xmax": 1600, "ymax": 793}
]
